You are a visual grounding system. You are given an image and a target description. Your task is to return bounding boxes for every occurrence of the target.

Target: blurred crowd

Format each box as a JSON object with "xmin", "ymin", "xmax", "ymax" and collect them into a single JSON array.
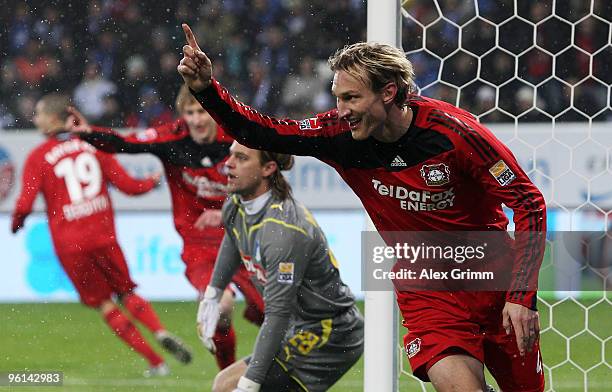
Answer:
[
  {"xmin": 403, "ymin": 0, "xmax": 611, "ymax": 123},
  {"xmin": 0, "ymin": 0, "xmax": 365, "ymax": 130},
  {"xmin": 0, "ymin": 0, "xmax": 609, "ymax": 131}
]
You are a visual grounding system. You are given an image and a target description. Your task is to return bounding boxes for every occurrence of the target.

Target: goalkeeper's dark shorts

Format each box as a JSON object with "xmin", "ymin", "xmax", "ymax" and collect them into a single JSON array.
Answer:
[
  {"xmin": 245, "ymin": 306, "xmax": 364, "ymax": 392},
  {"xmin": 398, "ymin": 290, "xmax": 545, "ymax": 392}
]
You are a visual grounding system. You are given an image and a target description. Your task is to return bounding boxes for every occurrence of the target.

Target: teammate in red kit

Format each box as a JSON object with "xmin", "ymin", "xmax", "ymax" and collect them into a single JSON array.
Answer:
[
  {"xmin": 178, "ymin": 25, "xmax": 546, "ymax": 392},
  {"xmin": 65, "ymin": 86, "xmax": 265, "ymax": 370},
  {"xmin": 12, "ymin": 93, "xmax": 192, "ymax": 377}
]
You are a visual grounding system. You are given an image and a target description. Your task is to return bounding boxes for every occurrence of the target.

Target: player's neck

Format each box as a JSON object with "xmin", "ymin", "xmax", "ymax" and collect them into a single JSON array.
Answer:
[
  {"xmin": 190, "ymin": 127, "xmax": 217, "ymax": 145},
  {"xmin": 42, "ymin": 125, "xmax": 66, "ymax": 137},
  {"xmin": 375, "ymin": 106, "xmax": 413, "ymax": 143}
]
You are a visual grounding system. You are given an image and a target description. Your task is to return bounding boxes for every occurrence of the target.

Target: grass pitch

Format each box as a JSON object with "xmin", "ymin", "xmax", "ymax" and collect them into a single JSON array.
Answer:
[{"xmin": 1, "ymin": 298, "xmax": 609, "ymax": 391}]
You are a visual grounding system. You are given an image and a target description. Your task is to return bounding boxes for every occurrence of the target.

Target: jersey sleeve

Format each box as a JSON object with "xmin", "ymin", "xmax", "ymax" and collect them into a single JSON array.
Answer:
[
  {"xmin": 449, "ymin": 116, "xmax": 546, "ymax": 310},
  {"xmin": 11, "ymin": 150, "xmax": 43, "ymax": 233},
  {"xmin": 80, "ymin": 123, "xmax": 178, "ymax": 156},
  {"xmin": 210, "ymin": 200, "xmax": 244, "ymax": 290},
  {"xmin": 97, "ymin": 152, "xmax": 156, "ymax": 195},
  {"xmin": 244, "ymin": 224, "xmax": 311, "ymax": 383},
  {"xmin": 190, "ymin": 80, "xmax": 341, "ymax": 160},
  {"xmin": 209, "ymin": 233, "xmax": 242, "ymax": 291}
]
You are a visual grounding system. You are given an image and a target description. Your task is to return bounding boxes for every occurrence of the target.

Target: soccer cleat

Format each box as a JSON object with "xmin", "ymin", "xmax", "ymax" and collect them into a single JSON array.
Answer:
[
  {"xmin": 156, "ymin": 331, "xmax": 193, "ymax": 364},
  {"xmin": 143, "ymin": 362, "xmax": 170, "ymax": 378}
]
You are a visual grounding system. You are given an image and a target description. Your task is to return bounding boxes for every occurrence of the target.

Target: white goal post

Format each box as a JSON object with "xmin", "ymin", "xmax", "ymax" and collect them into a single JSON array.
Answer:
[{"xmin": 364, "ymin": 1, "xmax": 402, "ymax": 392}]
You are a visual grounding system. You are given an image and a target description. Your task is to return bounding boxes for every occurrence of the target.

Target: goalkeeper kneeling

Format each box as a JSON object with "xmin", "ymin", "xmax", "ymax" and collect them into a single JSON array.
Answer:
[{"xmin": 197, "ymin": 142, "xmax": 364, "ymax": 392}]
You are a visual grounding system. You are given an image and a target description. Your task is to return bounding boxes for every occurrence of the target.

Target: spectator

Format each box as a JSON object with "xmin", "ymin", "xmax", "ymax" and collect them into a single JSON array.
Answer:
[
  {"xmin": 243, "ymin": 59, "xmax": 274, "ymax": 113},
  {"xmin": 89, "ymin": 30, "xmax": 120, "ymax": 79},
  {"xmin": 120, "ymin": 55, "xmax": 150, "ymax": 112},
  {"xmin": 13, "ymin": 39, "xmax": 52, "ymax": 87},
  {"xmin": 155, "ymin": 51, "xmax": 182, "ymax": 108},
  {"xmin": 58, "ymin": 37, "xmax": 82, "ymax": 88},
  {"xmin": 33, "ymin": 6, "xmax": 65, "ymax": 49},
  {"xmin": 281, "ymin": 56, "xmax": 324, "ymax": 116},
  {"xmin": 0, "ymin": 104, "xmax": 17, "ymax": 130},
  {"xmin": 97, "ymin": 94, "xmax": 124, "ymax": 128},
  {"xmin": 14, "ymin": 94, "xmax": 37, "ymax": 129},
  {"xmin": 73, "ymin": 63, "xmax": 117, "ymax": 121},
  {"xmin": 124, "ymin": 87, "xmax": 173, "ymax": 129},
  {"xmin": 8, "ymin": 3, "xmax": 32, "ymax": 53}
]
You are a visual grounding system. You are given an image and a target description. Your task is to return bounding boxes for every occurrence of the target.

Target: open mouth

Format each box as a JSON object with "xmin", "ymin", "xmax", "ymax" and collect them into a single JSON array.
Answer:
[
  {"xmin": 348, "ymin": 118, "xmax": 362, "ymax": 130},
  {"xmin": 228, "ymin": 173, "xmax": 237, "ymax": 180}
]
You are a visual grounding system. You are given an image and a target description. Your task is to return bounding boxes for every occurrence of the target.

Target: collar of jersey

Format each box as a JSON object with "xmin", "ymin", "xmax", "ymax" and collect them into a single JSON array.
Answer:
[{"xmin": 240, "ymin": 190, "xmax": 272, "ymax": 215}]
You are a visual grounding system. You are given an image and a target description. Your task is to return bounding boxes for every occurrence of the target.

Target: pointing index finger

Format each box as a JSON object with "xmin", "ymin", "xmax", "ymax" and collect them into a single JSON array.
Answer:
[{"xmin": 182, "ymin": 23, "xmax": 201, "ymax": 52}]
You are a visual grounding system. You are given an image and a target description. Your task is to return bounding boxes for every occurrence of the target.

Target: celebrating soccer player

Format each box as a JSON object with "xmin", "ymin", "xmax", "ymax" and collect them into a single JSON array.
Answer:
[
  {"xmin": 178, "ymin": 24, "xmax": 546, "ymax": 391},
  {"xmin": 199, "ymin": 142, "xmax": 363, "ymax": 392},
  {"xmin": 12, "ymin": 93, "xmax": 192, "ymax": 377},
  {"xmin": 64, "ymin": 86, "xmax": 264, "ymax": 369}
]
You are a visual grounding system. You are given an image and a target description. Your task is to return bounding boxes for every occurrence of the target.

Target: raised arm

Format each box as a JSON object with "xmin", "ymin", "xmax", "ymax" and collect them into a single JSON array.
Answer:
[
  {"xmin": 66, "ymin": 106, "xmax": 173, "ymax": 156},
  {"xmin": 177, "ymin": 24, "xmax": 340, "ymax": 159}
]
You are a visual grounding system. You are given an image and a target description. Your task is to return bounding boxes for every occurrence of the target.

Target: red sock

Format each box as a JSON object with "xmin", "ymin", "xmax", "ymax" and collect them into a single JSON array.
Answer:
[
  {"xmin": 122, "ymin": 293, "xmax": 164, "ymax": 334},
  {"xmin": 212, "ymin": 324, "xmax": 236, "ymax": 369},
  {"xmin": 243, "ymin": 302, "xmax": 265, "ymax": 326},
  {"xmin": 104, "ymin": 308, "xmax": 164, "ymax": 366}
]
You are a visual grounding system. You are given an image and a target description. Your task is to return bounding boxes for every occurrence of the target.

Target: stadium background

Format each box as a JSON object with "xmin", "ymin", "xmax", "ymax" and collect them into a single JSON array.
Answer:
[{"xmin": 1, "ymin": 0, "xmax": 611, "ymax": 391}]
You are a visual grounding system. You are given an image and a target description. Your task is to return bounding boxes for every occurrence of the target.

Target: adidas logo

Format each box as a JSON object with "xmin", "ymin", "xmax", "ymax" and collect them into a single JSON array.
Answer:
[{"xmin": 390, "ymin": 155, "xmax": 407, "ymax": 167}]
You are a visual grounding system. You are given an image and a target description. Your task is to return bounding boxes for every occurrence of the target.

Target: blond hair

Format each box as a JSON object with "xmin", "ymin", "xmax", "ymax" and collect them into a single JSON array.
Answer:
[
  {"xmin": 175, "ymin": 84, "xmax": 201, "ymax": 113},
  {"xmin": 328, "ymin": 42, "xmax": 416, "ymax": 106}
]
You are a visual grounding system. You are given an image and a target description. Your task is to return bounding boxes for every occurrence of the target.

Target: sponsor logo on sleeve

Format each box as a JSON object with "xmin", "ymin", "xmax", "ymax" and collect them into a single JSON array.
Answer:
[
  {"xmin": 420, "ymin": 163, "xmax": 450, "ymax": 186},
  {"xmin": 278, "ymin": 262, "xmax": 295, "ymax": 284},
  {"xmin": 489, "ymin": 160, "xmax": 516, "ymax": 186},
  {"xmin": 136, "ymin": 128, "xmax": 158, "ymax": 141},
  {"xmin": 298, "ymin": 118, "xmax": 320, "ymax": 131},
  {"xmin": 200, "ymin": 156, "xmax": 213, "ymax": 167},
  {"xmin": 406, "ymin": 338, "xmax": 421, "ymax": 358}
]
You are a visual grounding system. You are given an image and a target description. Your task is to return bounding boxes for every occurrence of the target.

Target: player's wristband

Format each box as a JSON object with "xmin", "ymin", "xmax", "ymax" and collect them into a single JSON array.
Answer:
[
  {"xmin": 237, "ymin": 376, "xmax": 261, "ymax": 392},
  {"xmin": 203, "ymin": 285, "xmax": 222, "ymax": 302}
]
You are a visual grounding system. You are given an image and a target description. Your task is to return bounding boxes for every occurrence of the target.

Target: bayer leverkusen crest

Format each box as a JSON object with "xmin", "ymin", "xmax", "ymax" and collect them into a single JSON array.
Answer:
[{"xmin": 420, "ymin": 163, "xmax": 450, "ymax": 186}]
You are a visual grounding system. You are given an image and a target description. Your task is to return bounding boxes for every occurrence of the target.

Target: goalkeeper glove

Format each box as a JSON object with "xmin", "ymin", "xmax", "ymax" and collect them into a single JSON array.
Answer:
[
  {"xmin": 232, "ymin": 376, "xmax": 261, "ymax": 392},
  {"xmin": 196, "ymin": 285, "xmax": 222, "ymax": 353}
]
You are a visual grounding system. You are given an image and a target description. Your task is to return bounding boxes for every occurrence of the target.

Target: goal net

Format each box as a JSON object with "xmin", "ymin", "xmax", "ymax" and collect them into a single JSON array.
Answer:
[{"xmin": 365, "ymin": 1, "xmax": 611, "ymax": 391}]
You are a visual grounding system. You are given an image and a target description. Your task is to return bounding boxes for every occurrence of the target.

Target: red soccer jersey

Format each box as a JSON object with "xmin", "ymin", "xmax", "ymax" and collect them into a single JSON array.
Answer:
[
  {"xmin": 191, "ymin": 80, "xmax": 546, "ymax": 309},
  {"xmin": 80, "ymin": 119, "xmax": 233, "ymax": 247},
  {"xmin": 12, "ymin": 132, "xmax": 156, "ymax": 254}
]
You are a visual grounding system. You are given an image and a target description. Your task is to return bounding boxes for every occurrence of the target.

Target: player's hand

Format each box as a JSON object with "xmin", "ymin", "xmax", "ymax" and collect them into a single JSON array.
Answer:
[
  {"xmin": 232, "ymin": 376, "xmax": 261, "ymax": 392},
  {"xmin": 196, "ymin": 286, "xmax": 222, "ymax": 354},
  {"xmin": 194, "ymin": 209, "xmax": 222, "ymax": 230},
  {"xmin": 149, "ymin": 172, "xmax": 163, "ymax": 188},
  {"xmin": 11, "ymin": 215, "xmax": 26, "ymax": 234},
  {"xmin": 65, "ymin": 106, "xmax": 92, "ymax": 133},
  {"xmin": 502, "ymin": 301, "xmax": 540, "ymax": 356},
  {"xmin": 178, "ymin": 23, "xmax": 212, "ymax": 93}
]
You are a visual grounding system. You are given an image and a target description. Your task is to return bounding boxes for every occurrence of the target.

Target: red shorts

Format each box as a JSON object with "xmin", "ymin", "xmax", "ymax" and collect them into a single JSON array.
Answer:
[
  {"xmin": 182, "ymin": 245, "xmax": 264, "ymax": 318},
  {"xmin": 398, "ymin": 290, "xmax": 544, "ymax": 392},
  {"xmin": 57, "ymin": 244, "xmax": 136, "ymax": 308}
]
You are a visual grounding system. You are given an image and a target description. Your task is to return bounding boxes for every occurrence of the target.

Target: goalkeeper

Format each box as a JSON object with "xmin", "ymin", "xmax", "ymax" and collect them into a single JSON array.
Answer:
[{"xmin": 198, "ymin": 141, "xmax": 364, "ymax": 392}]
